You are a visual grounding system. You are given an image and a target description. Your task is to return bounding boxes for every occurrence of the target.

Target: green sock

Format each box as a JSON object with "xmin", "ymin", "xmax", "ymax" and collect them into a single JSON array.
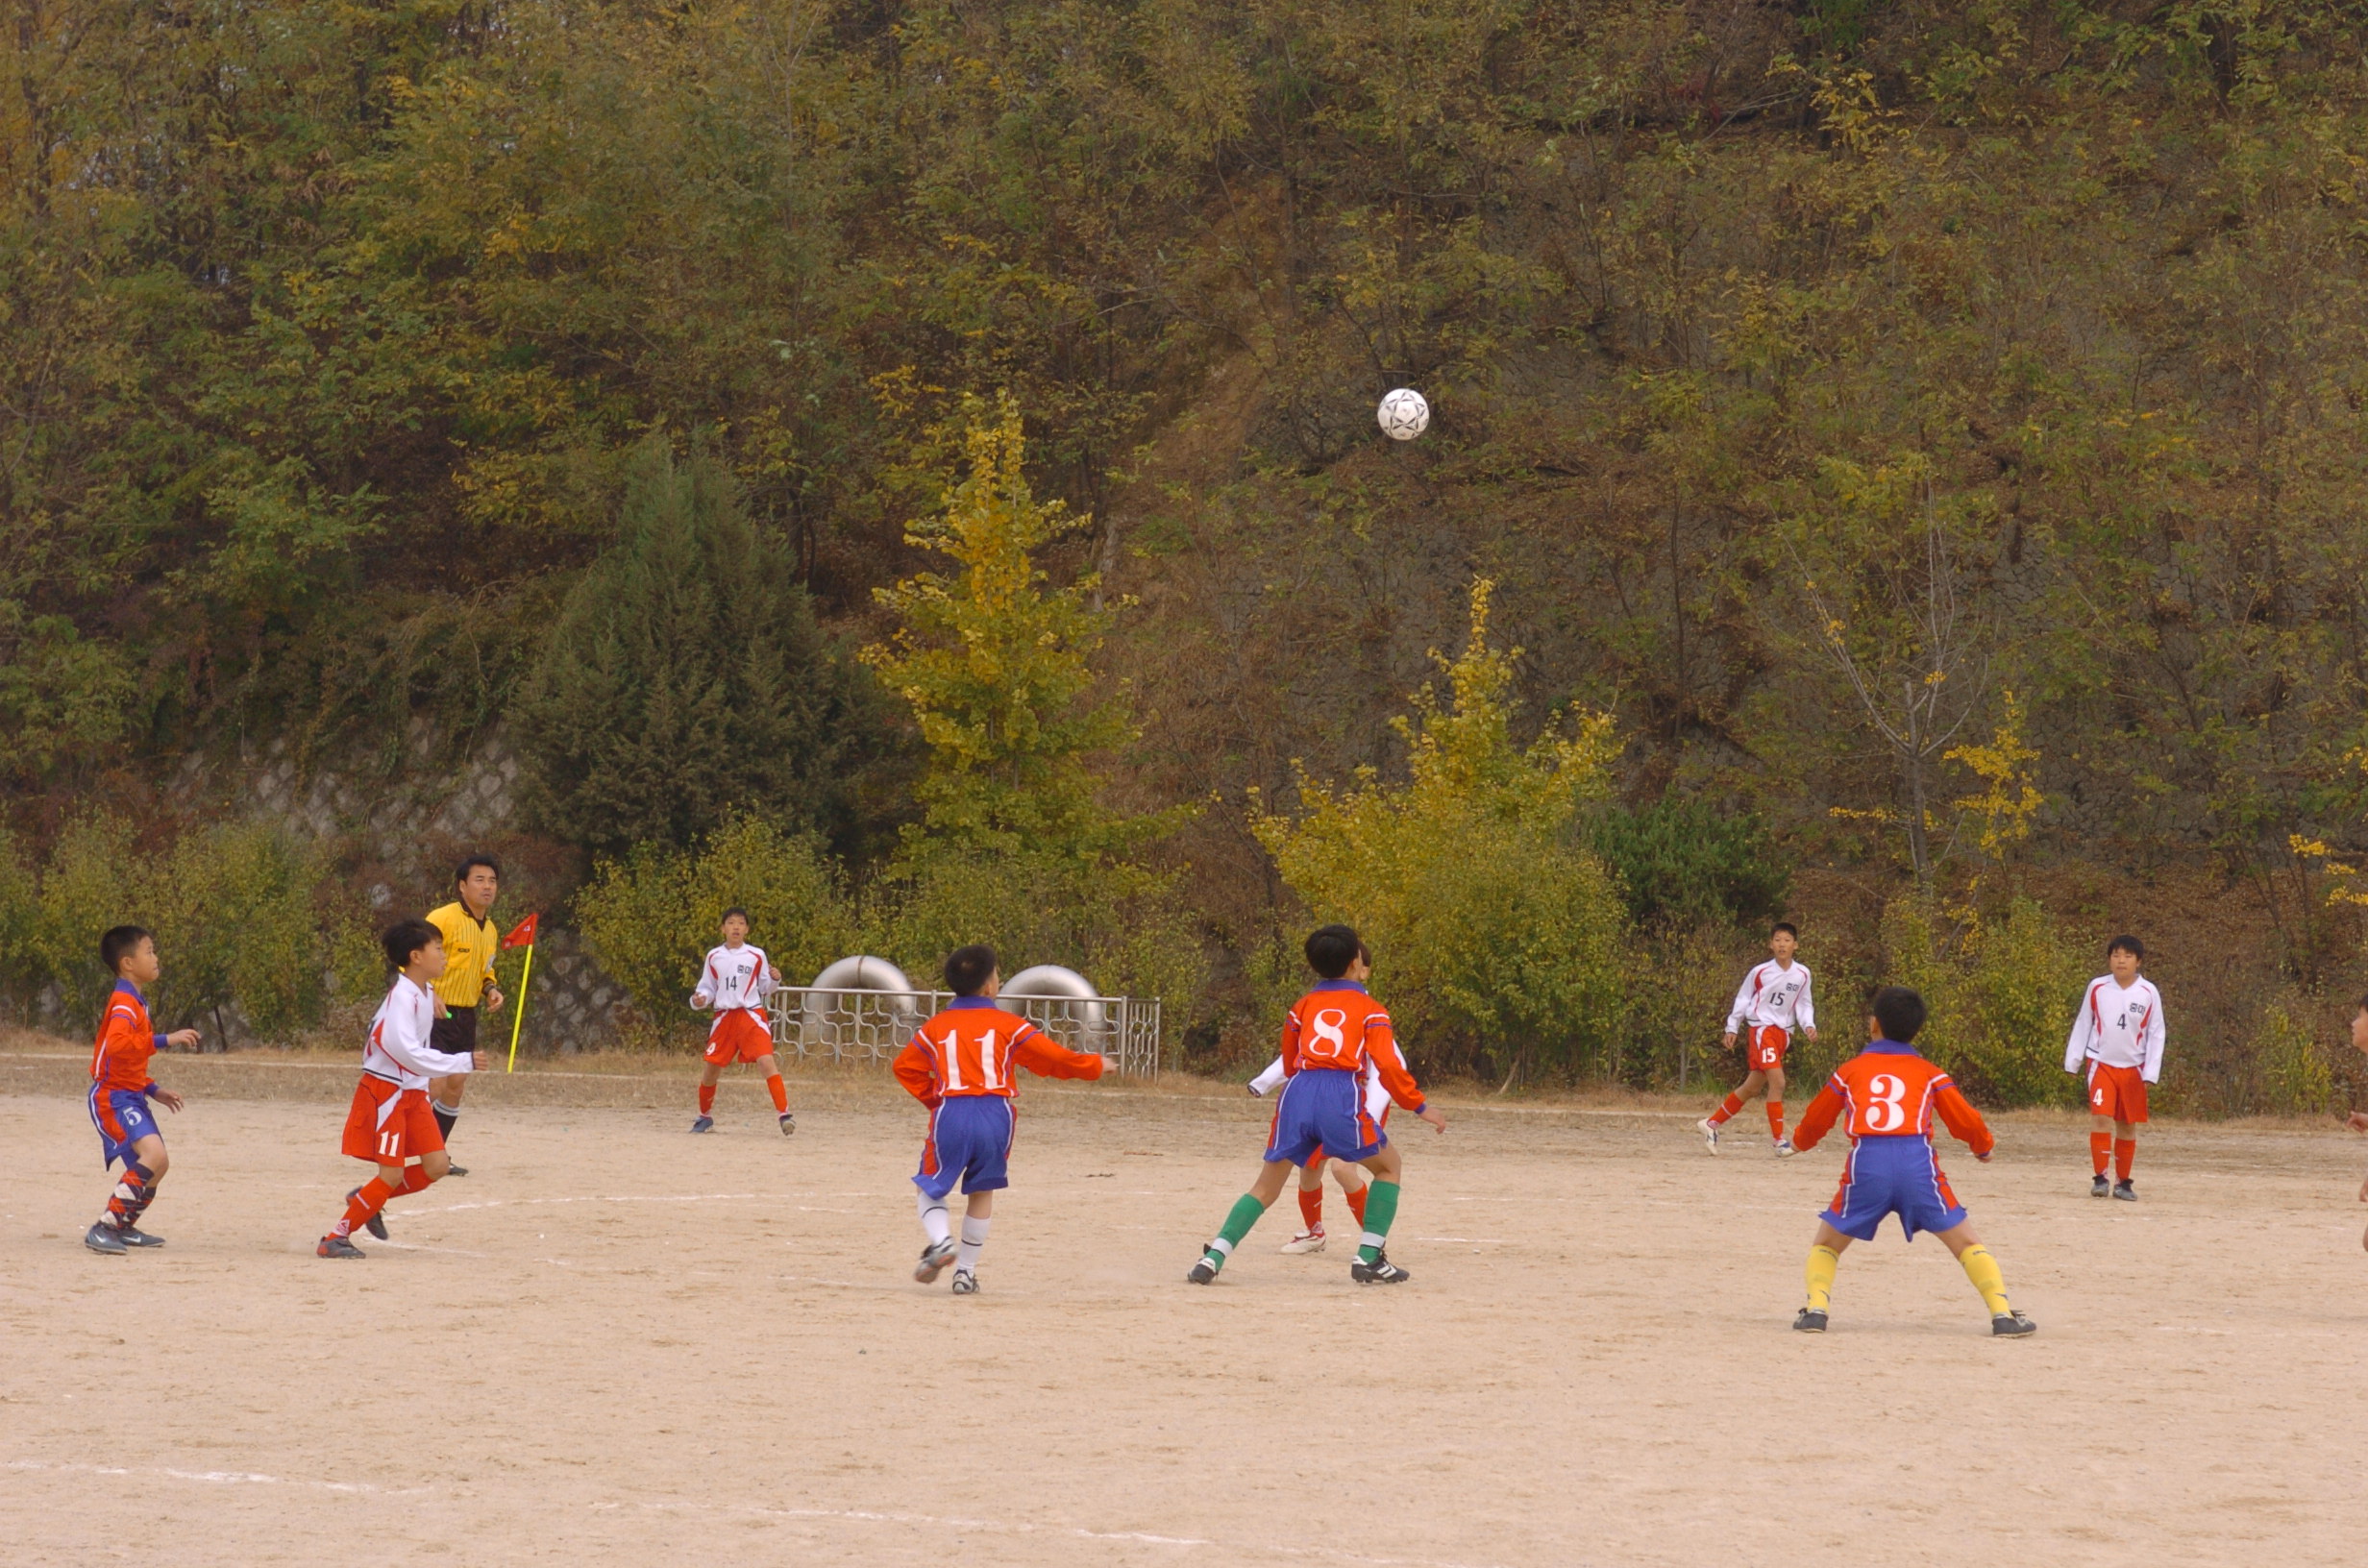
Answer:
[
  {"xmin": 1355, "ymin": 1180, "xmax": 1400, "ymax": 1263},
  {"xmin": 1203, "ymin": 1193, "xmax": 1269, "ymax": 1269}
]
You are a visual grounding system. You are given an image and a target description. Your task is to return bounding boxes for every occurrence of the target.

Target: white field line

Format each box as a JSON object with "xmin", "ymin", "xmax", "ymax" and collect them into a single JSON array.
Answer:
[{"xmin": 4, "ymin": 1458, "xmax": 430, "ymax": 1497}]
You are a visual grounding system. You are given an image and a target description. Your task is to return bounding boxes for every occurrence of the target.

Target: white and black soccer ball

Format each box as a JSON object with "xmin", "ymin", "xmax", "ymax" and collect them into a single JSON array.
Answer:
[{"xmin": 1376, "ymin": 387, "xmax": 1430, "ymax": 442}]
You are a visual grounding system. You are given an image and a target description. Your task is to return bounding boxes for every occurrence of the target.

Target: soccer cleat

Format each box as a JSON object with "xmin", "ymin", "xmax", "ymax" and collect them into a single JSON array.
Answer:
[
  {"xmin": 2091, "ymin": 1174, "xmax": 2111, "ymax": 1198},
  {"xmin": 1350, "ymin": 1255, "xmax": 1411, "ymax": 1285},
  {"xmin": 950, "ymin": 1269, "xmax": 977, "ymax": 1295},
  {"xmin": 316, "ymin": 1235, "xmax": 366, "ymax": 1259},
  {"xmin": 690, "ymin": 1115, "xmax": 715, "ymax": 1134},
  {"xmin": 914, "ymin": 1238, "xmax": 957, "ymax": 1284},
  {"xmin": 2112, "ymin": 1180, "xmax": 2137, "ymax": 1202},
  {"xmin": 1279, "ymin": 1228, "xmax": 1326, "ymax": 1255},
  {"xmin": 1696, "ymin": 1117, "xmax": 1721, "ymax": 1155},
  {"xmin": 444, "ymin": 1164, "xmax": 468, "ymax": 1177},
  {"xmin": 1792, "ymin": 1308, "xmax": 1829, "ymax": 1334},
  {"xmin": 1772, "ymin": 1139, "xmax": 1796, "ymax": 1159},
  {"xmin": 83, "ymin": 1223, "xmax": 127, "ymax": 1256},
  {"xmin": 778, "ymin": 1112, "xmax": 796, "ymax": 1136},
  {"xmin": 114, "ymin": 1226, "xmax": 165, "ymax": 1248},
  {"xmin": 1186, "ymin": 1256, "xmax": 1220, "ymax": 1285},
  {"xmin": 1991, "ymin": 1311, "xmax": 2038, "ymax": 1337},
  {"xmin": 345, "ymin": 1188, "xmax": 389, "ymax": 1240}
]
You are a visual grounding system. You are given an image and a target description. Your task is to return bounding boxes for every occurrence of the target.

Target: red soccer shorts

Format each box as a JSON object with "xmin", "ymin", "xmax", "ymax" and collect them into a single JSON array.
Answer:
[
  {"xmin": 2087, "ymin": 1063, "xmax": 2150, "ymax": 1123},
  {"xmin": 703, "ymin": 1008, "xmax": 776, "ymax": 1066},
  {"xmin": 340, "ymin": 1078, "xmax": 443, "ymax": 1166},
  {"xmin": 1748, "ymin": 1025, "xmax": 1790, "ymax": 1072}
]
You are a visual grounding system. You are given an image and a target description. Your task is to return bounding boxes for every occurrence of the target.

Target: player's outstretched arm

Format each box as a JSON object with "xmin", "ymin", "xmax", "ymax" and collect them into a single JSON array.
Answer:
[
  {"xmin": 1788, "ymin": 1082, "xmax": 1846, "ymax": 1153},
  {"xmin": 1012, "ymin": 1031, "xmax": 1105, "ymax": 1082},
  {"xmin": 2348, "ymin": 1110, "xmax": 2368, "ymax": 1134},
  {"xmin": 1934, "ymin": 1081, "xmax": 1997, "ymax": 1161}
]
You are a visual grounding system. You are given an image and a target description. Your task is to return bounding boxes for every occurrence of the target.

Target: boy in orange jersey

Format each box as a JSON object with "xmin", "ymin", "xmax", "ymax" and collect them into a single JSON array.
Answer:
[
  {"xmin": 1789, "ymin": 985, "xmax": 2035, "ymax": 1336},
  {"xmin": 317, "ymin": 919, "xmax": 485, "ymax": 1259},
  {"xmin": 2347, "ymin": 994, "xmax": 2368, "ymax": 1250},
  {"xmin": 83, "ymin": 926, "xmax": 202, "ymax": 1255},
  {"xmin": 893, "ymin": 943, "xmax": 1106, "ymax": 1294},
  {"xmin": 688, "ymin": 908, "xmax": 793, "ymax": 1136},
  {"xmin": 1188, "ymin": 924, "xmax": 1446, "ymax": 1286}
]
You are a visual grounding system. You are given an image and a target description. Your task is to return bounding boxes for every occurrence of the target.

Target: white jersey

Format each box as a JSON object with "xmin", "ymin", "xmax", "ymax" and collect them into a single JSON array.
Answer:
[
  {"xmin": 362, "ymin": 974, "xmax": 477, "ymax": 1091},
  {"xmin": 2063, "ymin": 975, "xmax": 2165, "ymax": 1083},
  {"xmin": 692, "ymin": 943, "xmax": 776, "ymax": 1015},
  {"xmin": 1249, "ymin": 1054, "xmax": 1393, "ymax": 1121},
  {"xmin": 1724, "ymin": 960, "xmax": 1815, "ymax": 1036}
]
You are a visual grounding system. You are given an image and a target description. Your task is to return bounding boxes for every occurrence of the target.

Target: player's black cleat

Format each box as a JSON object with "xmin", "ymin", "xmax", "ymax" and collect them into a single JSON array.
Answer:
[
  {"xmin": 690, "ymin": 1115, "xmax": 714, "ymax": 1134},
  {"xmin": 443, "ymin": 1164, "xmax": 468, "ymax": 1177},
  {"xmin": 1991, "ymin": 1311, "xmax": 2037, "ymax": 1337},
  {"xmin": 345, "ymin": 1188, "xmax": 389, "ymax": 1240},
  {"xmin": 2112, "ymin": 1180, "xmax": 2136, "ymax": 1202},
  {"xmin": 2090, "ymin": 1174, "xmax": 2111, "ymax": 1197},
  {"xmin": 1186, "ymin": 1257, "xmax": 1220, "ymax": 1285},
  {"xmin": 114, "ymin": 1226, "xmax": 165, "ymax": 1248},
  {"xmin": 1792, "ymin": 1308, "xmax": 1829, "ymax": 1334},
  {"xmin": 778, "ymin": 1112, "xmax": 796, "ymax": 1136},
  {"xmin": 316, "ymin": 1235, "xmax": 366, "ymax": 1259},
  {"xmin": 1350, "ymin": 1254, "xmax": 1411, "ymax": 1285},
  {"xmin": 84, "ymin": 1223, "xmax": 127, "ymax": 1256}
]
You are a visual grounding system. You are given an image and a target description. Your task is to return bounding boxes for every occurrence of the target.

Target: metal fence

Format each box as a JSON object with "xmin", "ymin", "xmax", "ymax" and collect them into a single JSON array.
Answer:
[{"xmin": 769, "ymin": 986, "xmax": 1162, "ymax": 1077}]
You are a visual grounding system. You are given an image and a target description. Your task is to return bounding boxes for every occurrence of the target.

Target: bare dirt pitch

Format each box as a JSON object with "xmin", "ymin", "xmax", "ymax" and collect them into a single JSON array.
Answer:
[{"xmin": 3, "ymin": 1045, "xmax": 2365, "ymax": 1568}]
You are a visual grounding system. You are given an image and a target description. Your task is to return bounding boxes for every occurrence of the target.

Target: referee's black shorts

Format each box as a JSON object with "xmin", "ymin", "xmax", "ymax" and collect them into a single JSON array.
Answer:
[{"xmin": 431, "ymin": 1004, "xmax": 478, "ymax": 1063}]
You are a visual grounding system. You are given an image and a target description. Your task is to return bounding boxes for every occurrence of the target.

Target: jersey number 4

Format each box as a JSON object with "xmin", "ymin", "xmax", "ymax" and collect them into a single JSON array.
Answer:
[{"xmin": 1863, "ymin": 1073, "xmax": 1911, "ymax": 1132}]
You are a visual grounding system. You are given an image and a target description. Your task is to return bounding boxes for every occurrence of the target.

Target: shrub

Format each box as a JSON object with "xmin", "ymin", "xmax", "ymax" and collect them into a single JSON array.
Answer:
[
  {"xmin": 1587, "ymin": 798, "xmax": 1791, "ymax": 932},
  {"xmin": 1885, "ymin": 893, "xmax": 2085, "ymax": 1107},
  {"xmin": 1252, "ymin": 580, "xmax": 1627, "ymax": 1083},
  {"xmin": 576, "ymin": 816, "xmax": 859, "ymax": 1041},
  {"xmin": 2256, "ymin": 1003, "xmax": 2337, "ymax": 1117}
]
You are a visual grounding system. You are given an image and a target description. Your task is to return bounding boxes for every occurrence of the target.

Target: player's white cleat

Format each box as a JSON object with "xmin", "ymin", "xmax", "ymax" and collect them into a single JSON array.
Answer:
[
  {"xmin": 914, "ymin": 1238, "xmax": 956, "ymax": 1284},
  {"xmin": 1279, "ymin": 1227, "xmax": 1326, "ymax": 1254},
  {"xmin": 778, "ymin": 1111, "xmax": 796, "ymax": 1136},
  {"xmin": 1696, "ymin": 1117, "xmax": 1721, "ymax": 1154},
  {"xmin": 1772, "ymin": 1139, "xmax": 1796, "ymax": 1158},
  {"xmin": 950, "ymin": 1269, "xmax": 978, "ymax": 1295}
]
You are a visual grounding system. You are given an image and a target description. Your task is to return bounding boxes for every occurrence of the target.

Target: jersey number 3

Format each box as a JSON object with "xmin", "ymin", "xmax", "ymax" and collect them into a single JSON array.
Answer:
[{"xmin": 1863, "ymin": 1073, "xmax": 1910, "ymax": 1132}]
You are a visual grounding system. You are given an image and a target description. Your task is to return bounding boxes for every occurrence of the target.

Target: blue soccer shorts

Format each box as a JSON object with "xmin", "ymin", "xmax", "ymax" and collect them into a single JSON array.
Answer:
[
  {"xmin": 1820, "ymin": 1134, "xmax": 1966, "ymax": 1241},
  {"xmin": 914, "ymin": 1096, "xmax": 1016, "ymax": 1198},
  {"xmin": 1264, "ymin": 1067, "xmax": 1385, "ymax": 1166},
  {"xmin": 89, "ymin": 1085, "xmax": 160, "ymax": 1169}
]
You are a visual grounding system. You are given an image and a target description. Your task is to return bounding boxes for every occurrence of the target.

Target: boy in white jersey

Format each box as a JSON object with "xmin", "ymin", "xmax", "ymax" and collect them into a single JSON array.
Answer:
[
  {"xmin": 1699, "ymin": 921, "xmax": 1818, "ymax": 1156},
  {"xmin": 318, "ymin": 920, "xmax": 483, "ymax": 1258},
  {"xmin": 689, "ymin": 908, "xmax": 793, "ymax": 1135},
  {"xmin": 2063, "ymin": 934, "xmax": 2164, "ymax": 1200}
]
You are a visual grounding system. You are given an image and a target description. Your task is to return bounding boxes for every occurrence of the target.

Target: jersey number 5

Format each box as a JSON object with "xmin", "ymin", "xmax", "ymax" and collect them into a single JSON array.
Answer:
[{"xmin": 1863, "ymin": 1073, "xmax": 1909, "ymax": 1132}]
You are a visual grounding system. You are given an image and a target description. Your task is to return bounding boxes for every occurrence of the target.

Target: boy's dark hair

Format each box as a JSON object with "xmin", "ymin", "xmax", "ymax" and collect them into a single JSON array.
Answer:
[
  {"xmin": 456, "ymin": 853, "xmax": 502, "ymax": 887},
  {"xmin": 1870, "ymin": 985, "xmax": 1928, "ymax": 1043},
  {"xmin": 1304, "ymin": 924, "xmax": 1362, "ymax": 979},
  {"xmin": 944, "ymin": 944, "xmax": 997, "ymax": 996},
  {"xmin": 1770, "ymin": 920, "xmax": 1799, "ymax": 939},
  {"xmin": 2107, "ymin": 933, "xmax": 2145, "ymax": 962},
  {"xmin": 720, "ymin": 906, "xmax": 751, "ymax": 926},
  {"xmin": 382, "ymin": 919, "xmax": 442, "ymax": 971},
  {"xmin": 99, "ymin": 925, "xmax": 152, "ymax": 974}
]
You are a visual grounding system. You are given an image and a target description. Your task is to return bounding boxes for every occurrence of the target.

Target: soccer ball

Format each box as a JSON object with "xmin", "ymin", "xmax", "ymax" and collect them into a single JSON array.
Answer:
[{"xmin": 1376, "ymin": 387, "xmax": 1430, "ymax": 442}]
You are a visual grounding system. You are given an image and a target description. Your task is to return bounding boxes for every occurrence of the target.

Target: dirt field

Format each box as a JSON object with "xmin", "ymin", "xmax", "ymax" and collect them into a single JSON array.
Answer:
[{"xmin": 3, "ymin": 1046, "xmax": 2365, "ymax": 1567}]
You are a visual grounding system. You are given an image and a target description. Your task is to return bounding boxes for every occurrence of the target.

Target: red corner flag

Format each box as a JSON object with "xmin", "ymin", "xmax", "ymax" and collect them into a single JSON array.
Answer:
[{"xmin": 502, "ymin": 913, "xmax": 540, "ymax": 949}]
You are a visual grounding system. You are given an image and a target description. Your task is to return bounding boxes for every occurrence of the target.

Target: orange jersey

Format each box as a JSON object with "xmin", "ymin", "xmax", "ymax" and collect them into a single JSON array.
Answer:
[
  {"xmin": 1792, "ymin": 1042, "xmax": 1993, "ymax": 1156},
  {"xmin": 1278, "ymin": 982, "xmax": 1425, "ymax": 1113},
  {"xmin": 893, "ymin": 998, "xmax": 1105, "ymax": 1107},
  {"xmin": 89, "ymin": 980, "xmax": 164, "ymax": 1095}
]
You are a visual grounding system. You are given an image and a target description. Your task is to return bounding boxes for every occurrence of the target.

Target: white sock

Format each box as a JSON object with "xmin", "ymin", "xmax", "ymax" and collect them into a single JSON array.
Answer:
[
  {"xmin": 917, "ymin": 1189, "xmax": 951, "ymax": 1247},
  {"xmin": 956, "ymin": 1215, "xmax": 991, "ymax": 1273}
]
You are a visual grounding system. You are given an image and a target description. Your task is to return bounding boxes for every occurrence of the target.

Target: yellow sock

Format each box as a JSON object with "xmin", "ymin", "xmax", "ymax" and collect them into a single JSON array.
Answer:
[
  {"xmin": 1959, "ymin": 1244, "xmax": 2010, "ymax": 1315},
  {"xmin": 1804, "ymin": 1244, "xmax": 1839, "ymax": 1311}
]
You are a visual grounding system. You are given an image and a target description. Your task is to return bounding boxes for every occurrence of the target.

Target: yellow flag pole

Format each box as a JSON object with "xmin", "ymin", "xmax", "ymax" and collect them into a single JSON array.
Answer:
[{"xmin": 506, "ymin": 941, "xmax": 536, "ymax": 1073}]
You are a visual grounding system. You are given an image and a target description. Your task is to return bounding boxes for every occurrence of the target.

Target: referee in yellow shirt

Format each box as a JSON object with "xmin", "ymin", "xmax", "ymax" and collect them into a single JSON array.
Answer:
[{"xmin": 424, "ymin": 855, "xmax": 506, "ymax": 1175}]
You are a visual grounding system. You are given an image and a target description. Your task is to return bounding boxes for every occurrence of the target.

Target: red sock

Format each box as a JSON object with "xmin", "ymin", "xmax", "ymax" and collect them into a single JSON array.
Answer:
[
  {"xmin": 766, "ymin": 1074, "xmax": 788, "ymax": 1115},
  {"xmin": 1709, "ymin": 1091, "xmax": 1744, "ymax": 1126},
  {"xmin": 1344, "ymin": 1184, "xmax": 1369, "ymax": 1225},
  {"xmin": 1296, "ymin": 1187, "xmax": 1323, "ymax": 1232},
  {"xmin": 1766, "ymin": 1101, "xmax": 1786, "ymax": 1140},
  {"xmin": 2114, "ymin": 1139, "xmax": 2135, "ymax": 1182},
  {"xmin": 2090, "ymin": 1131, "xmax": 2111, "ymax": 1175},
  {"xmin": 335, "ymin": 1177, "xmax": 396, "ymax": 1237},
  {"xmin": 699, "ymin": 1084, "xmax": 716, "ymax": 1115}
]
